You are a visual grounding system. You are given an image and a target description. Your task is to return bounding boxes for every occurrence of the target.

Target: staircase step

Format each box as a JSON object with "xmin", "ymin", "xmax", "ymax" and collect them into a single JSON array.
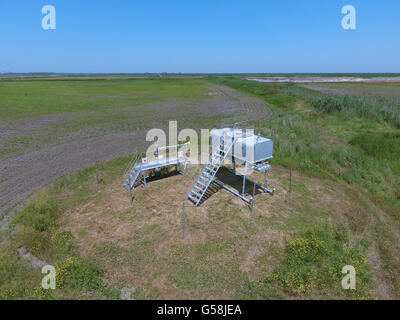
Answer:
[
  {"xmin": 124, "ymin": 166, "xmax": 142, "ymax": 191},
  {"xmin": 191, "ymin": 191, "xmax": 202, "ymax": 198},
  {"xmin": 212, "ymin": 152, "xmax": 225, "ymax": 159},
  {"xmin": 186, "ymin": 138, "xmax": 236, "ymax": 206},
  {"xmin": 199, "ymin": 175, "xmax": 209, "ymax": 182},
  {"xmin": 188, "ymin": 195, "xmax": 198, "ymax": 203},
  {"xmin": 194, "ymin": 185, "xmax": 205, "ymax": 192},
  {"xmin": 202, "ymin": 172, "xmax": 213, "ymax": 179},
  {"xmin": 197, "ymin": 181, "xmax": 206, "ymax": 187},
  {"xmin": 211, "ymin": 152, "xmax": 222, "ymax": 157},
  {"xmin": 211, "ymin": 155, "xmax": 221, "ymax": 160}
]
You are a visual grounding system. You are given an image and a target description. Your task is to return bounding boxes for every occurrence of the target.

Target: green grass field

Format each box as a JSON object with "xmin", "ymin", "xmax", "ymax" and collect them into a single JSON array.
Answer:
[
  {"xmin": 0, "ymin": 79, "xmax": 231, "ymax": 160},
  {"xmin": 0, "ymin": 79, "xmax": 208, "ymax": 120},
  {"xmin": 0, "ymin": 76, "xmax": 399, "ymax": 299}
]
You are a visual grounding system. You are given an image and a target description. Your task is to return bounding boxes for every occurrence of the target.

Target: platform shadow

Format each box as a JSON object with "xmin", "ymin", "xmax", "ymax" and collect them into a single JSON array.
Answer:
[
  {"xmin": 134, "ymin": 168, "xmax": 182, "ymax": 187},
  {"xmin": 197, "ymin": 167, "xmax": 265, "ymax": 205}
]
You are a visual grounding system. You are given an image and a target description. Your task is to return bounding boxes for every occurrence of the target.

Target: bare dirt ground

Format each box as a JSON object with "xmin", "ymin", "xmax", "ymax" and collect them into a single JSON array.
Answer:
[{"xmin": 0, "ymin": 84, "xmax": 272, "ymax": 226}]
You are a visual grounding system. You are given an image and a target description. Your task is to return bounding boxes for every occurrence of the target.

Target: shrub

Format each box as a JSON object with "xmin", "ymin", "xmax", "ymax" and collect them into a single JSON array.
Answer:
[
  {"xmin": 265, "ymin": 226, "xmax": 373, "ymax": 299},
  {"xmin": 14, "ymin": 225, "xmax": 52, "ymax": 257},
  {"xmin": 12, "ymin": 189, "xmax": 59, "ymax": 232},
  {"xmin": 308, "ymin": 91, "xmax": 399, "ymax": 128},
  {"xmin": 51, "ymin": 231, "xmax": 74, "ymax": 252},
  {"xmin": 10, "ymin": 189, "xmax": 59, "ymax": 259},
  {"xmin": 0, "ymin": 244, "xmax": 38, "ymax": 299},
  {"xmin": 55, "ymin": 256, "xmax": 103, "ymax": 290},
  {"xmin": 350, "ymin": 131, "xmax": 400, "ymax": 161},
  {"xmin": 312, "ymin": 96, "xmax": 344, "ymax": 113}
]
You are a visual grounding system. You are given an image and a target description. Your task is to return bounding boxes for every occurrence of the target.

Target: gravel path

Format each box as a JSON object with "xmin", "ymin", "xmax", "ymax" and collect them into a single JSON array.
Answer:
[{"xmin": 0, "ymin": 84, "xmax": 272, "ymax": 226}]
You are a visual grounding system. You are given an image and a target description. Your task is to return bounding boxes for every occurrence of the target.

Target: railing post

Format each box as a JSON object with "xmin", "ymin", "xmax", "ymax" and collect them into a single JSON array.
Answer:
[
  {"xmin": 251, "ymin": 183, "xmax": 256, "ymax": 213},
  {"xmin": 182, "ymin": 202, "xmax": 186, "ymax": 239}
]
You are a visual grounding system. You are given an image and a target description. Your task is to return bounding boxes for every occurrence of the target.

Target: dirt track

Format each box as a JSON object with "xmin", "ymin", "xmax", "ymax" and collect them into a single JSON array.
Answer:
[{"xmin": 0, "ymin": 84, "xmax": 272, "ymax": 226}]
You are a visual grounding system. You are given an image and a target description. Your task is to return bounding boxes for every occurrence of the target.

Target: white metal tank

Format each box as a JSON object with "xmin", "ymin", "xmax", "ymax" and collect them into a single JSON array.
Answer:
[{"xmin": 210, "ymin": 128, "xmax": 273, "ymax": 164}]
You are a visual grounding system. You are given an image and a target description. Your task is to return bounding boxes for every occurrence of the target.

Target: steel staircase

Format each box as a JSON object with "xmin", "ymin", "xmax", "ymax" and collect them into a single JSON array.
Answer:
[
  {"xmin": 123, "ymin": 164, "xmax": 142, "ymax": 190},
  {"xmin": 186, "ymin": 133, "xmax": 237, "ymax": 206}
]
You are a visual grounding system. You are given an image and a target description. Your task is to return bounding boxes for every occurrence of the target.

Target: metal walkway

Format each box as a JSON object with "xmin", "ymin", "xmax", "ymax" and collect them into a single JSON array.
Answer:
[{"xmin": 124, "ymin": 156, "xmax": 186, "ymax": 191}]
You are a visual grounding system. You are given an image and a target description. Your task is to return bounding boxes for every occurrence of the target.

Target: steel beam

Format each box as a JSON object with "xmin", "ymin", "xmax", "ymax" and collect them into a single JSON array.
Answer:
[{"xmin": 213, "ymin": 179, "xmax": 252, "ymax": 203}]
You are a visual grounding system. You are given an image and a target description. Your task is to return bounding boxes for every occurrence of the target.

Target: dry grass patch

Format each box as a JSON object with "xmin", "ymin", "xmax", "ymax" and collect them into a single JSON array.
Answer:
[{"xmin": 56, "ymin": 162, "xmax": 382, "ymax": 299}]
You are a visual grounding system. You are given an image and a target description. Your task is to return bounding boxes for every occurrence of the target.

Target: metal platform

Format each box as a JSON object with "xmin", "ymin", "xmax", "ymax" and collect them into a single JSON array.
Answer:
[
  {"xmin": 124, "ymin": 143, "xmax": 189, "ymax": 202},
  {"xmin": 138, "ymin": 157, "xmax": 185, "ymax": 172},
  {"xmin": 124, "ymin": 157, "xmax": 186, "ymax": 189}
]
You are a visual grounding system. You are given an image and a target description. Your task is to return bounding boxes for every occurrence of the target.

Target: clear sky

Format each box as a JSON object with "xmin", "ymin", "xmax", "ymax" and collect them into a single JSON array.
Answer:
[{"xmin": 0, "ymin": 0, "xmax": 399, "ymax": 73}]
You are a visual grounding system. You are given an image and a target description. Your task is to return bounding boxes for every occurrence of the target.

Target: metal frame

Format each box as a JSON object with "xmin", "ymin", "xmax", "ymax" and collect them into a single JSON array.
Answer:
[
  {"xmin": 185, "ymin": 132, "xmax": 237, "ymax": 205},
  {"xmin": 207, "ymin": 160, "xmax": 275, "ymax": 205},
  {"xmin": 182, "ymin": 128, "xmax": 275, "ymax": 239},
  {"xmin": 140, "ymin": 158, "xmax": 187, "ymax": 184},
  {"xmin": 225, "ymin": 161, "xmax": 274, "ymax": 200},
  {"xmin": 186, "ymin": 128, "xmax": 275, "ymax": 206},
  {"xmin": 124, "ymin": 142, "xmax": 189, "ymax": 203}
]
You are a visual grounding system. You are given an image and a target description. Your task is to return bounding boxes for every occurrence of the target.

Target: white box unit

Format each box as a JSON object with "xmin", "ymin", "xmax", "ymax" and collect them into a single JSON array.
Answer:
[{"xmin": 210, "ymin": 128, "xmax": 273, "ymax": 164}]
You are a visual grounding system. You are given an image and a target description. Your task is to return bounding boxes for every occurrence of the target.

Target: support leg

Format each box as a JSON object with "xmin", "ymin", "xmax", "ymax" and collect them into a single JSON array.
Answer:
[
  {"xmin": 251, "ymin": 183, "xmax": 256, "ymax": 213},
  {"xmin": 182, "ymin": 161, "xmax": 186, "ymax": 176},
  {"xmin": 264, "ymin": 167, "xmax": 275, "ymax": 194},
  {"xmin": 227, "ymin": 167, "xmax": 274, "ymax": 194},
  {"xmin": 242, "ymin": 162, "xmax": 247, "ymax": 196},
  {"xmin": 142, "ymin": 170, "xmax": 146, "ymax": 185},
  {"xmin": 264, "ymin": 170, "xmax": 268, "ymax": 188}
]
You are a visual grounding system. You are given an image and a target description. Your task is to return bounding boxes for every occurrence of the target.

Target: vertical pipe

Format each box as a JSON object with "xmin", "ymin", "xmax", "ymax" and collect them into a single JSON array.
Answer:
[
  {"xmin": 143, "ymin": 170, "xmax": 146, "ymax": 185},
  {"xmin": 177, "ymin": 145, "xmax": 179, "ymax": 168},
  {"xmin": 242, "ymin": 162, "xmax": 246, "ymax": 196},
  {"xmin": 251, "ymin": 183, "xmax": 256, "ymax": 213},
  {"xmin": 182, "ymin": 202, "xmax": 186, "ymax": 239},
  {"xmin": 264, "ymin": 170, "xmax": 267, "ymax": 188}
]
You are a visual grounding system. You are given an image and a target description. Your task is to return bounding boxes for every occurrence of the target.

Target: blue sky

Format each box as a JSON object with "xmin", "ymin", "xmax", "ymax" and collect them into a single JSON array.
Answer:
[{"xmin": 0, "ymin": 0, "xmax": 399, "ymax": 73}]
